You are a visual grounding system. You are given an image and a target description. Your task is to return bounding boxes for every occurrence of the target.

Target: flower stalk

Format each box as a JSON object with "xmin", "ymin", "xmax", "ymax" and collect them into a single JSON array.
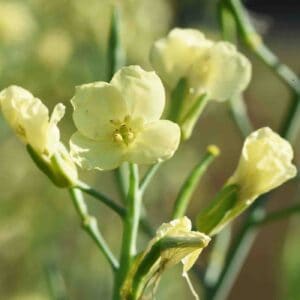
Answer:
[
  {"xmin": 172, "ymin": 145, "xmax": 220, "ymax": 219},
  {"xmin": 69, "ymin": 188, "xmax": 119, "ymax": 272},
  {"xmin": 114, "ymin": 164, "xmax": 141, "ymax": 299}
]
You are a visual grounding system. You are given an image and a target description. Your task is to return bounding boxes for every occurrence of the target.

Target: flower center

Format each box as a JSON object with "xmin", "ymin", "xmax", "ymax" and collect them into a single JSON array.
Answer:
[{"xmin": 111, "ymin": 116, "xmax": 136, "ymax": 146}]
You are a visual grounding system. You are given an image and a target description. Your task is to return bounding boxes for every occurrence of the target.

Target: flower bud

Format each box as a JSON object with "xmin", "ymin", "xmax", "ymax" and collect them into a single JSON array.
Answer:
[
  {"xmin": 229, "ymin": 127, "xmax": 297, "ymax": 203},
  {"xmin": 0, "ymin": 85, "xmax": 77, "ymax": 187},
  {"xmin": 197, "ymin": 127, "xmax": 297, "ymax": 236}
]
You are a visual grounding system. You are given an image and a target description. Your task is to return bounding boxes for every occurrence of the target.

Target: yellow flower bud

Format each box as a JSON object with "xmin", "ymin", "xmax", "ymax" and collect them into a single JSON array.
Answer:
[
  {"xmin": 0, "ymin": 85, "xmax": 77, "ymax": 187},
  {"xmin": 229, "ymin": 127, "xmax": 297, "ymax": 204}
]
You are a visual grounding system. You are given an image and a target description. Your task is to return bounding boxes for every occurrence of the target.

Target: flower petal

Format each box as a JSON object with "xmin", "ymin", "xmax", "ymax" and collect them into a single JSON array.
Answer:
[
  {"xmin": 70, "ymin": 132, "xmax": 124, "ymax": 170},
  {"xmin": 71, "ymin": 82, "xmax": 127, "ymax": 140},
  {"xmin": 110, "ymin": 65, "xmax": 165, "ymax": 122},
  {"xmin": 150, "ymin": 28, "xmax": 212, "ymax": 89},
  {"xmin": 189, "ymin": 42, "xmax": 251, "ymax": 101},
  {"xmin": 127, "ymin": 120, "xmax": 180, "ymax": 164},
  {"xmin": 229, "ymin": 127, "xmax": 297, "ymax": 202}
]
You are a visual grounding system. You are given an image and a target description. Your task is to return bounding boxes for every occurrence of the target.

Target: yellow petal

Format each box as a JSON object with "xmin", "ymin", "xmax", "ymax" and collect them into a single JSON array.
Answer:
[
  {"xmin": 189, "ymin": 42, "xmax": 251, "ymax": 101},
  {"xmin": 150, "ymin": 28, "xmax": 212, "ymax": 89},
  {"xmin": 70, "ymin": 132, "xmax": 124, "ymax": 170},
  {"xmin": 110, "ymin": 65, "xmax": 165, "ymax": 122},
  {"xmin": 127, "ymin": 120, "xmax": 180, "ymax": 164},
  {"xmin": 71, "ymin": 82, "xmax": 127, "ymax": 140},
  {"xmin": 0, "ymin": 85, "xmax": 62, "ymax": 155}
]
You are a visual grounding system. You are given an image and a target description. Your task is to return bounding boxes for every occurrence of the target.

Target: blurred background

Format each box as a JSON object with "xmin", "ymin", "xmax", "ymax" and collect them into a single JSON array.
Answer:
[{"xmin": 0, "ymin": 0, "xmax": 299, "ymax": 299}]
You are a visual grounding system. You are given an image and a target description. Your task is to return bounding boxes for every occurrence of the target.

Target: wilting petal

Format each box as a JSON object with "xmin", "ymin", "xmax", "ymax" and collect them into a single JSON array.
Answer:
[
  {"xmin": 150, "ymin": 28, "xmax": 212, "ymax": 89},
  {"xmin": 71, "ymin": 82, "xmax": 127, "ymax": 140},
  {"xmin": 70, "ymin": 132, "xmax": 124, "ymax": 170},
  {"xmin": 127, "ymin": 120, "xmax": 180, "ymax": 164},
  {"xmin": 111, "ymin": 65, "xmax": 165, "ymax": 122}
]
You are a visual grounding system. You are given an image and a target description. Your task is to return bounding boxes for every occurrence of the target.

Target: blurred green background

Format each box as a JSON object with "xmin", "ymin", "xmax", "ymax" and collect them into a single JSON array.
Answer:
[{"xmin": 0, "ymin": 0, "xmax": 299, "ymax": 299}]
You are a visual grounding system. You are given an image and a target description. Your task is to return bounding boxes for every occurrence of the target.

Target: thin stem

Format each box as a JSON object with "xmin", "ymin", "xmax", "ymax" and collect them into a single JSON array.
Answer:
[
  {"xmin": 228, "ymin": 95, "xmax": 253, "ymax": 138},
  {"xmin": 206, "ymin": 191, "xmax": 267, "ymax": 300},
  {"xmin": 252, "ymin": 204, "xmax": 300, "ymax": 227},
  {"xmin": 172, "ymin": 145, "xmax": 220, "ymax": 219},
  {"xmin": 115, "ymin": 163, "xmax": 129, "ymax": 202},
  {"xmin": 207, "ymin": 1, "xmax": 300, "ymax": 298},
  {"xmin": 69, "ymin": 188, "xmax": 119, "ymax": 272},
  {"xmin": 225, "ymin": 0, "xmax": 300, "ymax": 141},
  {"xmin": 76, "ymin": 181, "xmax": 126, "ymax": 218},
  {"xmin": 204, "ymin": 226, "xmax": 232, "ymax": 288},
  {"xmin": 114, "ymin": 164, "xmax": 141, "ymax": 299},
  {"xmin": 226, "ymin": 0, "xmax": 300, "ymax": 95},
  {"xmin": 107, "ymin": 5, "xmax": 125, "ymax": 80},
  {"xmin": 139, "ymin": 163, "xmax": 162, "ymax": 195}
]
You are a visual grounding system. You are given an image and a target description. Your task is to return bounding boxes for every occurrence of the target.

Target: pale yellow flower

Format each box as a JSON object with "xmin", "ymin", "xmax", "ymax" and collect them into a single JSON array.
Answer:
[
  {"xmin": 0, "ymin": 85, "xmax": 77, "ymax": 187},
  {"xmin": 197, "ymin": 127, "xmax": 297, "ymax": 236},
  {"xmin": 229, "ymin": 127, "xmax": 297, "ymax": 204},
  {"xmin": 150, "ymin": 28, "xmax": 251, "ymax": 102},
  {"xmin": 0, "ymin": 86, "xmax": 64, "ymax": 156},
  {"xmin": 70, "ymin": 65, "xmax": 181, "ymax": 170}
]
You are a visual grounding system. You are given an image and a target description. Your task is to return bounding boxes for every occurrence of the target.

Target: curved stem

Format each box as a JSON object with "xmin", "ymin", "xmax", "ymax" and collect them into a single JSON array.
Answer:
[
  {"xmin": 225, "ymin": 0, "xmax": 300, "ymax": 141},
  {"xmin": 140, "ymin": 163, "xmax": 162, "ymax": 195},
  {"xmin": 76, "ymin": 181, "xmax": 126, "ymax": 218},
  {"xmin": 172, "ymin": 146, "xmax": 219, "ymax": 219},
  {"xmin": 69, "ymin": 188, "xmax": 119, "ymax": 272}
]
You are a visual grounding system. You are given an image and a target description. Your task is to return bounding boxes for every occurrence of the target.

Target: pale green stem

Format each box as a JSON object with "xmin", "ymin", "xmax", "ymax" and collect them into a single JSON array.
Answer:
[
  {"xmin": 139, "ymin": 163, "xmax": 162, "ymax": 195},
  {"xmin": 172, "ymin": 146, "xmax": 220, "ymax": 219},
  {"xmin": 204, "ymin": 226, "xmax": 232, "ymax": 287},
  {"xmin": 76, "ymin": 181, "xmax": 126, "ymax": 218},
  {"xmin": 228, "ymin": 95, "xmax": 253, "ymax": 137},
  {"xmin": 114, "ymin": 164, "xmax": 141, "ymax": 299},
  {"xmin": 224, "ymin": 0, "xmax": 300, "ymax": 141},
  {"xmin": 107, "ymin": 5, "xmax": 125, "ymax": 81},
  {"xmin": 251, "ymin": 204, "xmax": 300, "ymax": 227},
  {"xmin": 115, "ymin": 163, "xmax": 129, "ymax": 202},
  {"xmin": 206, "ymin": 2, "xmax": 300, "ymax": 299},
  {"xmin": 69, "ymin": 188, "xmax": 119, "ymax": 272}
]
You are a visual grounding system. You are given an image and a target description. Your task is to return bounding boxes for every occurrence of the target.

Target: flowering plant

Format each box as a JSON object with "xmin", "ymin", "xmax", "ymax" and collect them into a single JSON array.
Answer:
[{"xmin": 0, "ymin": 1, "xmax": 299, "ymax": 300}]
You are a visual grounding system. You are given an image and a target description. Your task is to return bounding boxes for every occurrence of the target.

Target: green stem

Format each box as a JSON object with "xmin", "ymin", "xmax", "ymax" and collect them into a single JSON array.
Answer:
[
  {"xmin": 228, "ymin": 95, "xmax": 253, "ymax": 138},
  {"xmin": 114, "ymin": 164, "xmax": 141, "ymax": 299},
  {"xmin": 69, "ymin": 188, "xmax": 119, "ymax": 272},
  {"xmin": 107, "ymin": 5, "xmax": 125, "ymax": 80},
  {"xmin": 139, "ymin": 163, "xmax": 162, "ymax": 195},
  {"xmin": 115, "ymin": 163, "xmax": 130, "ymax": 202},
  {"xmin": 224, "ymin": 0, "xmax": 300, "ymax": 141},
  {"xmin": 206, "ymin": 1, "xmax": 300, "ymax": 298},
  {"xmin": 76, "ymin": 181, "xmax": 126, "ymax": 218},
  {"xmin": 252, "ymin": 204, "xmax": 300, "ymax": 227},
  {"xmin": 218, "ymin": 2, "xmax": 253, "ymax": 139},
  {"xmin": 172, "ymin": 145, "xmax": 220, "ymax": 219},
  {"xmin": 204, "ymin": 226, "xmax": 232, "ymax": 288},
  {"xmin": 205, "ymin": 199, "xmax": 265, "ymax": 300}
]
